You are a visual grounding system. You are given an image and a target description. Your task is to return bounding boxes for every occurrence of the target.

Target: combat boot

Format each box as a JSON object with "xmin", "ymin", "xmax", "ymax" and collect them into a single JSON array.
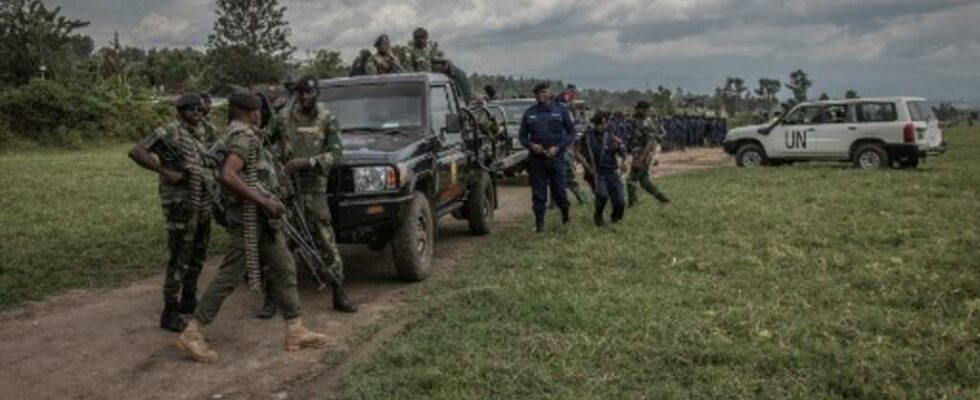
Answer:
[
  {"xmin": 175, "ymin": 320, "xmax": 218, "ymax": 363},
  {"xmin": 160, "ymin": 301, "xmax": 187, "ymax": 333},
  {"xmin": 561, "ymin": 208, "xmax": 570, "ymax": 225},
  {"xmin": 177, "ymin": 286, "xmax": 197, "ymax": 315},
  {"xmin": 331, "ymin": 281, "xmax": 358, "ymax": 313},
  {"xmin": 655, "ymin": 193, "xmax": 671, "ymax": 204},
  {"xmin": 593, "ymin": 211, "xmax": 605, "ymax": 227},
  {"xmin": 256, "ymin": 280, "xmax": 278, "ymax": 320},
  {"xmin": 284, "ymin": 318, "xmax": 330, "ymax": 352},
  {"xmin": 535, "ymin": 219, "xmax": 545, "ymax": 233}
]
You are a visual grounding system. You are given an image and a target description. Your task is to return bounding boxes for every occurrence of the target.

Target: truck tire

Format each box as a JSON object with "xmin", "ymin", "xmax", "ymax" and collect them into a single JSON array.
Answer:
[
  {"xmin": 853, "ymin": 144, "xmax": 889, "ymax": 169},
  {"xmin": 466, "ymin": 171, "xmax": 494, "ymax": 235},
  {"xmin": 735, "ymin": 143, "xmax": 767, "ymax": 167},
  {"xmin": 391, "ymin": 193, "xmax": 433, "ymax": 282}
]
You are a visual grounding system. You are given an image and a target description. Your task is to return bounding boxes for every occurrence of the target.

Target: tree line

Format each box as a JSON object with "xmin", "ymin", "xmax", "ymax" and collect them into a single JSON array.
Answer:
[{"xmin": 0, "ymin": 0, "xmax": 966, "ymax": 148}]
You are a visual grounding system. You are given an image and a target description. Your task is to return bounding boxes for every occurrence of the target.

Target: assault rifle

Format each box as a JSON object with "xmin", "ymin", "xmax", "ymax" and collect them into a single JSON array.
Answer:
[
  {"xmin": 204, "ymin": 142, "xmax": 339, "ymax": 290},
  {"xmin": 263, "ymin": 147, "xmax": 338, "ymax": 291}
]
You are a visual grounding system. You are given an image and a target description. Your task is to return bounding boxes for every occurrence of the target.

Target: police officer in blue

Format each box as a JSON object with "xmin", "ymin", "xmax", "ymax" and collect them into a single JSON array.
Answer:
[
  {"xmin": 519, "ymin": 82, "xmax": 577, "ymax": 233},
  {"xmin": 580, "ymin": 111, "xmax": 627, "ymax": 226}
]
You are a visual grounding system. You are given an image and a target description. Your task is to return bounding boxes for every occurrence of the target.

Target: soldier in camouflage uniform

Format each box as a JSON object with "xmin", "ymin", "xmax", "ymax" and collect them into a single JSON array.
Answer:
[
  {"xmin": 365, "ymin": 34, "xmax": 404, "ymax": 75},
  {"xmin": 260, "ymin": 76, "xmax": 356, "ymax": 317},
  {"xmin": 349, "ymin": 49, "xmax": 372, "ymax": 77},
  {"xmin": 199, "ymin": 92, "xmax": 219, "ymax": 139},
  {"xmin": 626, "ymin": 101, "xmax": 670, "ymax": 207},
  {"xmin": 469, "ymin": 97, "xmax": 500, "ymax": 141},
  {"xmin": 175, "ymin": 92, "xmax": 330, "ymax": 363},
  {"xmin": 407, "ymin": 27, "xmax": 473, "ymax": 101},
  {"xmin": 128, "ymin": 93, "xmax": 217, "ymax": 333}
]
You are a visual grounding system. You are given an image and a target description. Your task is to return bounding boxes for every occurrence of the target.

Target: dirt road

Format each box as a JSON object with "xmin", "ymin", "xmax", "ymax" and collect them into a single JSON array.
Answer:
[{"xmin": 0, "ymin": 148, "xmax": 731, "ymax": 400}]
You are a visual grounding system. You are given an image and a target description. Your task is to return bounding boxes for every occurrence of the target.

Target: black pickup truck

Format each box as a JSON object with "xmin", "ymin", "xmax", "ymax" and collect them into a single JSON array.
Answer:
[{"xmin": 317, "ymin": 73, "xmax": 497, "ymax": 282}]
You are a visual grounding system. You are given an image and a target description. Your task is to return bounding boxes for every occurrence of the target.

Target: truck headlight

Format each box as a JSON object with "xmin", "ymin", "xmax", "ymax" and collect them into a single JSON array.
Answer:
[{"xmin": 354, "ymin": 166, "xmax": 397, "ymax": 193}]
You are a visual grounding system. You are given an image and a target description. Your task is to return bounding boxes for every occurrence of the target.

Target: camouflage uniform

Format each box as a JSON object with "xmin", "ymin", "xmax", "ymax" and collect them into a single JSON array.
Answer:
[
  {"xmin": 270, "ymin": 104, "xmax": 346, "ymax": 285},
  {"xmin": 138, "ymin": 119, "xmax": 217, "ymax": 314},
  {"xmin": 627, "ymin": 116, "xmax": 669, "ymax": 206},
  {"xmin": 193, "ymin": 120, "xmax": 304, "ymax": 324},
  {"xmin": 365, "ymin": 53, "xmax": 404, "ymax": 75},
  {"xmin": 406, "ymin": 40, "xmax": 444, "ymax": 72},
  {"xmin": 407, "ymin": 39, "xmax": 473, "ymax": 100}
]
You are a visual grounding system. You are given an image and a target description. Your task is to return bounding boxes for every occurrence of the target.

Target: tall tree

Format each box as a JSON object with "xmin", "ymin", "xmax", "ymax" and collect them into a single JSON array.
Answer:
[
  {"xmin": 302, "ymin": 49, "xmax": 346, "ymax": 79},
  {"xmin": 845, "ymin": 89, "xmax": 859, "ymax": 99},
  {"xmin": 720, "ymin": 77, "xmax": 746, "ymax": 113},
  {"xmin": 205, "ymin": 0, "xmax": 293, "ymax": 88},
  {"xmin": 0, "ymin": 0, "xmax": 89, "ymax": 85},
  {"xmin": 784, "ymin": 69, "xmax": 812, "ymax": 106},
  {"xmin": 143, "ymin": 47, "xmax": 204, "ymax": 93},
  {"xmin": 755, "ymin": 78, "xmax": 781, "ymax": 109}
]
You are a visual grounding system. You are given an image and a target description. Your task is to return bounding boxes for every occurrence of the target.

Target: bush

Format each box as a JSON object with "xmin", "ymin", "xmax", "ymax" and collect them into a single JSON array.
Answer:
[{"xmin": 0, "ymin": 79, "xmax": 174, "ymax": 147}]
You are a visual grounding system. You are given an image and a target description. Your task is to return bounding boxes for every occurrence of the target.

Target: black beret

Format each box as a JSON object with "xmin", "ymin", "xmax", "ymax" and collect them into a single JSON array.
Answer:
[
  {"xmin": 175, "ymin": 93, "xmax": 203, "ymax": 110},
  {"xmin": 413, "ymin": 27, "xmax": 428, "ymax": 38},
  {"xmin": 635, "ymin": 100, "xmax": 651, "ymax": 110},
  {"xmin": 228, "ymin": 92, "xmax": 262, "ymax": 111},
  {"xmin": 532, "ymin": 82, "xmax": 551, "ymax": 94},
  {"xmin": 295, "ymin": 75, "xmax": 318, "ymax": 93},
  {"xmin": 375, "ymin": 34, "xmax": 391, "ymax": 47}
]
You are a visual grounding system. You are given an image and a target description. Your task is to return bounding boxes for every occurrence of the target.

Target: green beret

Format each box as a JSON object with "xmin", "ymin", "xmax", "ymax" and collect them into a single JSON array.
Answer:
[
  {"xmin": 175, "ymin": 93, "xmax": 203, "ymax": 110},
  {"xmin": 228, "ymin": 92, "xmax": 261, "ymax": 111}
]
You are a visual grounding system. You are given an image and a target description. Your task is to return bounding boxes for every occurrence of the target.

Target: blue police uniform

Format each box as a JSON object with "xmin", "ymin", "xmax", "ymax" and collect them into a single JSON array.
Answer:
[
  {"xmin": 519, "ymin": 101, "xmax": 576, "ymax": 227},
  {"xmin": 583, "ymin": 126, "xmax": 627, "ymax": 225}
]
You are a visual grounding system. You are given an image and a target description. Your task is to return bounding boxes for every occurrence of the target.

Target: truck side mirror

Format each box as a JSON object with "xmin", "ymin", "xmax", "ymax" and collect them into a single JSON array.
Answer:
[{"xmin": 445, "ymin": 113, "xmax": 462, "ymax": 134}]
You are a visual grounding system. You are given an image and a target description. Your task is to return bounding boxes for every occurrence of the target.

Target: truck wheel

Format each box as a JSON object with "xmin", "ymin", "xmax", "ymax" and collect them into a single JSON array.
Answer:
[
  {"xmin": 391, "ymin": 193, "xmax": 433, "ymax": 282},
  {"xmin": 735, "ymin": 143, "xmax": 767, "ymax": 167},
  {"xmin": 853, "ymin": 144, "xmax": 889, "ymax": 169},
  {"xmin": 466, "ymin": 171, "xmax": 494, "ymax": 235}
]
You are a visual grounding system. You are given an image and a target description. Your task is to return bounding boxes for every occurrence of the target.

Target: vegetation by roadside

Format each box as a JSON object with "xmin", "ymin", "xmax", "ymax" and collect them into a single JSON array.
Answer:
[
  {"xmin": 0, "ymin": 144, "xmax": 225, "ymax": 309},
  {"xmin": 336, "ymin": 127, "xmax": 980, "ymax": 399}
]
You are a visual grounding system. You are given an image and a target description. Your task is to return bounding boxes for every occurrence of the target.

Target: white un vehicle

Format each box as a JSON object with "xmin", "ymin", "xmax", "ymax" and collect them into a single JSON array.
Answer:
[{"xmin": 724, "ymin": 97, "xmax": 946, "ymax": 169}]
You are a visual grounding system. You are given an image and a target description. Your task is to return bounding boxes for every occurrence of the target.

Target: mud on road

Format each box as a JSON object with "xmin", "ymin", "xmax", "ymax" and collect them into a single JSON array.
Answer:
[{"xmin": 0, "ymin": 148, "xmax": 731, "ymax": 400}]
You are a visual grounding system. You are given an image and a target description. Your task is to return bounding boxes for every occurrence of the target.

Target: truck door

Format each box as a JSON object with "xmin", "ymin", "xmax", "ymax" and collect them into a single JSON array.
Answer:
[
  {"xmin": 907, "ymin": 100, "xmax": 944, "ymax": 153},
  {"xmin": 771, "ymin": 104, "xmax": 822, "ymax": 158},
  {"xmin": 812, "ymin": 103, "xmax": 854, "ymax": 158},
  {"xmin": 430, "ymin": 84, "xmax": 466, "ymax": 208}
]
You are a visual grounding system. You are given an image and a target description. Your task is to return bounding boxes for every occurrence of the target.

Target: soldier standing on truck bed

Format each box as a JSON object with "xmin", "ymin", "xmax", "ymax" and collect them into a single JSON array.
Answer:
[
  {"xmin": 258, "ymin": 76, "xmax": 357, "ymax": 318},
  {"xmin": 175, "ymin": 92, "xmax": 331, "ymax": 363},
  {"xmin": 406, "ymin": 27, "xmax": 473, "ymax": 101},
  {"xmin": 365, "ymin": 34, "xmax": 404, "ymax": 75},
  {"xmin": 128, "ymin": 93, "xmax": 217, "ymax": 333}
]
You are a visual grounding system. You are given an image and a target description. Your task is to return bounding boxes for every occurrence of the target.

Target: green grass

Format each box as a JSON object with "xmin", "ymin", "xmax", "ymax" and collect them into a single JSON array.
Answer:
[
  {"xmin": 0, "ymin": 144, "xmax": 225, "ymax": 309},
  {"xmin": 336, "ymin": 127, "xmax": 980, "ymax": 399}
]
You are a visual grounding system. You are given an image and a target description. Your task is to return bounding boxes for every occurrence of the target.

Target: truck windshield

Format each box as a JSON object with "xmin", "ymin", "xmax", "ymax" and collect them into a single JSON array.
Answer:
[{"xmin": 320, "ymin": 83, "xmax": 424, "ymax": 131}]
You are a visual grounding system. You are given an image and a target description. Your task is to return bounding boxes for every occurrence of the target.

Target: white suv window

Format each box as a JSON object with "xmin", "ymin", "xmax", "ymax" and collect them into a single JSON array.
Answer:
[
  {"xmin": 782, "ymin": 105, "xmax": 822, "ymax": 125},
  {"xmin": 907, "ymin": 101, "xmax": 934, "ymax": 122},
  {"xmin": 856, "ymin": 103, "xmax": 897, "ymax": 123},
  {"xmin": 821, "ymin": 104, "xmax": 849, "ymax": 124}
]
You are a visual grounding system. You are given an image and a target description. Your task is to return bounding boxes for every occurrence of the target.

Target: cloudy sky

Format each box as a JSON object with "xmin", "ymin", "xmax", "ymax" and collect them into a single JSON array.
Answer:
[{"xmin": 51, "ymin": 0, "xmax": 980, "ymax": 100}]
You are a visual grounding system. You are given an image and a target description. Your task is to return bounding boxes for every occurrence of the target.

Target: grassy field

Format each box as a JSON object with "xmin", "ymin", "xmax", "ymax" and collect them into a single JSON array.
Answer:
[
  {"xmin": 0, "ymin": 144, "xmax": 226, "ymax": 309},
  {"xmin": 336, "ymin": 127, "xmax": 980, "ymax": 399}
]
